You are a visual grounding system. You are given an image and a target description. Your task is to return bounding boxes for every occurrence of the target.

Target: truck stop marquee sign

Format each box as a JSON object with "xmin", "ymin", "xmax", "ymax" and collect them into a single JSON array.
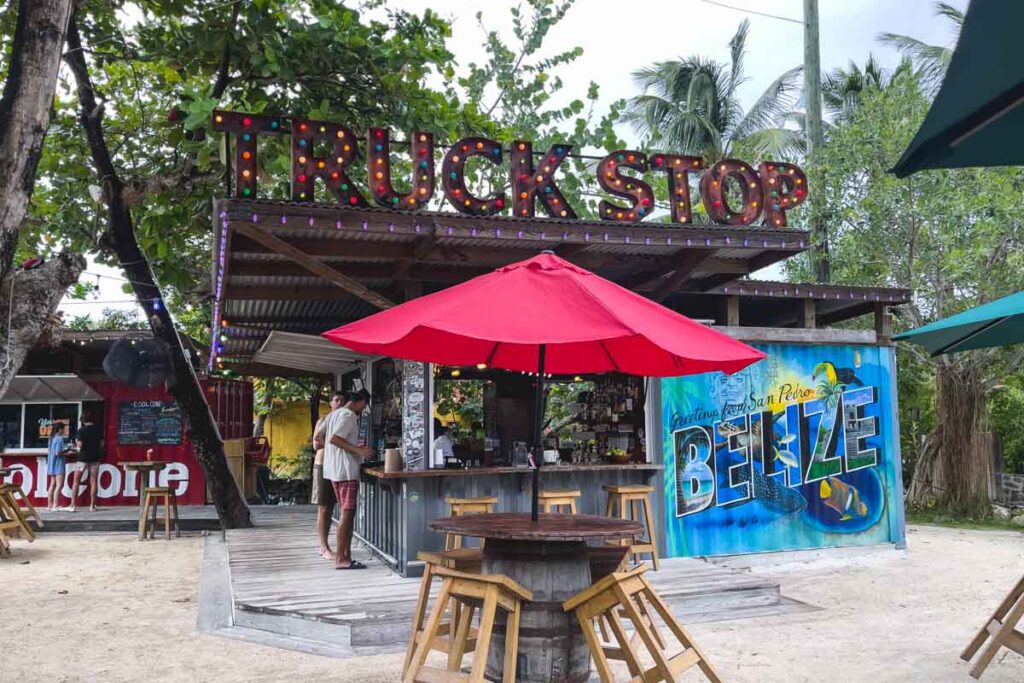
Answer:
[{"xmin": 212, "ymin": 110, "xmax": 808, "ymax": 227}]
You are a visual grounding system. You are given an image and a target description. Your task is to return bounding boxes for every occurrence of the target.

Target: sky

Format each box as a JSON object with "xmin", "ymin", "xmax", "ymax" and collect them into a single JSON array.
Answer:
[{"xmin": 61, "ymin": 0, "xmax": 965, "ymax": 320}]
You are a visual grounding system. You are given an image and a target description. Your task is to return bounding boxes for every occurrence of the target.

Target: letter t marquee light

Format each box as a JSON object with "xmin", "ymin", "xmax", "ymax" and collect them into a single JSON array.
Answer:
[{"xmin": 210, "ymin": 110, "xmax": 284, "ymax": 198}]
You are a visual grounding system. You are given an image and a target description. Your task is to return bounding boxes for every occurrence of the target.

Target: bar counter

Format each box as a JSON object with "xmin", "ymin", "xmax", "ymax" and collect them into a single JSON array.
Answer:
[
  {"xmin": 363, "ymin": 462, "xmax": 662, "ymax": 479},
  {"xmin": 355, "ymin": 461, "xmax": 664, "ymax": 577}
]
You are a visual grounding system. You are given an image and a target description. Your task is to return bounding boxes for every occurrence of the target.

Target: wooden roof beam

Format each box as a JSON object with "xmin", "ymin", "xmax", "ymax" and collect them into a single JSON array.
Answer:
[
  {"xmin": 650, "ymin": 250, "xmax": 719, "ymax": 302},
  {"xmin": 224, "ymin": 285, "xmax": 389, "ymax": 301},
  {"xmin": 231, "ymin": 222, "xmax": 395, "ymax": 309},
  {"xmin": 394, "ymin": 234, "xmax": 439, "ymax": 280}
]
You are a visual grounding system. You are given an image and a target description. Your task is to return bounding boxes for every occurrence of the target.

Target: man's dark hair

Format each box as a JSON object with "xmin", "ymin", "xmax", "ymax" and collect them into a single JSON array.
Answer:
[
  {"xmin": 330, "ymin": 390, "xmax": 346, "ymax": 402},
  {"xmin": 433, "ymin": 418, "xmax": 446, "ymax": 435},
  {"xmin": 346, "ymin": 388, "xmax": 370, "ymax": 404}
]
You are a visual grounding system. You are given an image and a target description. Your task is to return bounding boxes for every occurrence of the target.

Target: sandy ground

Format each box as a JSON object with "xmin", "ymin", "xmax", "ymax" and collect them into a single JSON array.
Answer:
[{"xmin": 3, "ymin": 524, "xmax": 1024, "ymax": 682}]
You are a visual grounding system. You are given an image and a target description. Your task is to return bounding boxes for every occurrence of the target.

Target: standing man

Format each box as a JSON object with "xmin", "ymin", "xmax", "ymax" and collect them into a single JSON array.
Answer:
[
  {"xmin": 311, "ymin": 391, "xmax": 345, "ymax": 560},
  {"xmin": 68, "ymin": 412, "xmax": 103, "ymax": 512},
  {"xmin": 316, "ymin": 389, "xmax": 372, "ymax": 570}
]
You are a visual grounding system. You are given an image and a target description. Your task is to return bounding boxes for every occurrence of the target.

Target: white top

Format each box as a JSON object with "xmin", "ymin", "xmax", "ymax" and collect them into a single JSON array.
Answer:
[{"xmin": 322, "ymin": 407, "xmax": 361, "ymax": 482}]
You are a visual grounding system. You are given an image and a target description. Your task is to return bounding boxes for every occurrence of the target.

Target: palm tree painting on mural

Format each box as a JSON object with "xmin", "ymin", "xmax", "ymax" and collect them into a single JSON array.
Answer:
[{"xmin": 623, "ymin": 19, "xmax": 803, "ymax": 164}]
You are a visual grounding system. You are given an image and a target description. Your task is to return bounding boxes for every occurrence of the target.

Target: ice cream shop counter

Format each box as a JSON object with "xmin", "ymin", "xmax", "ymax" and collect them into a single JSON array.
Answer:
[{"xmin": 355, "ymin": 462, "xmax": 663, "ymax": 577}]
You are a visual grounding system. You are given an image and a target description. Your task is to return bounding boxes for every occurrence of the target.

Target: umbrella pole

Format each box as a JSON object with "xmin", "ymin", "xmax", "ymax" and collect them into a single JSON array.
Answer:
[{"xmin": 531, "ymin": 344, "xmax": 546, "ymax": 522}]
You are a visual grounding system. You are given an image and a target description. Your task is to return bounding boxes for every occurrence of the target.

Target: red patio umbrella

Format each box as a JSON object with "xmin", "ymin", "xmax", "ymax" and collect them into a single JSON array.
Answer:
[{"xmin": 323, "ymin": 251, "xmax": 765, "ymax": 519}]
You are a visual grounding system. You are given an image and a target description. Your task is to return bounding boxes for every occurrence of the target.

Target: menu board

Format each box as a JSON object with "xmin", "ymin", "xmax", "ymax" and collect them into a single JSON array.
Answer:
[{"xmin": 118, "ymin": 400, "xmax": 182, "ymax": 445}]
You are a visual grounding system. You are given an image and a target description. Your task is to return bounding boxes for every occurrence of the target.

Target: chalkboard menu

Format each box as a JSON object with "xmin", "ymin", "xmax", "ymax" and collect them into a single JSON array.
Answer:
[{"xmin": 118, "ymin": 400, "xmax": 182, "ymax": 445}]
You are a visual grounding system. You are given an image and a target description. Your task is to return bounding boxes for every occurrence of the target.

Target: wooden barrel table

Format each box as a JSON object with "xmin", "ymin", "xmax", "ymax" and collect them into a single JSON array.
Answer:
[{"xmin": 430, "ymin": 513, "xmax": 640, "ymax": 682}]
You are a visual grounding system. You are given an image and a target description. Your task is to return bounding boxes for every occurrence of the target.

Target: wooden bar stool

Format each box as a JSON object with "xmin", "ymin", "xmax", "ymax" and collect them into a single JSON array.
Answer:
[
  {"xmin": 587, "ymin": 545, "xmax": 630, "ymax": 583},
  {"xmin": 139, "ymin": 486, "xmax": 180, "ymax": 540},
  {"xmin": 404, "ymin": 567, "xmax": 532, "ymax": 683},
  {"xmin": 0, "ymin": 485, "xmax": 35, "ymax": 542},
  {"xmin": 0, "ymin": 494, "xmax": 31, "ymax": 557},
  {"xmin": 603, "ymin": 484, "xmax": 659, "ymax": 570},
  {"xmin": 444, "ymin": 496, "xmax": 498, "ymax": 550},
  {"xmin": 563, "ymin": 564, "xmax": 722, "ymax": 682},
  {"xmin": 962, "ymin": 572, "xmax": 1024, "ymax": 678},
  {"xmin": 404, "ymin": 548, "xmax": 484, "ymax": 674},
  {"xmin": 0, "ymin": 483, "xmax": 43, "ymax": 529},
  {"xmin": 539, "ymin": 489, "xmax": 581, "ymax": 513}
]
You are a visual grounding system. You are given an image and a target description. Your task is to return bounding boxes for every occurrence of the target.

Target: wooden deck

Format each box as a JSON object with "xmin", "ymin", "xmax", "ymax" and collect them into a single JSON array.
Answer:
[
  {"xmin": 37, "ymin": 505, "xmax": 221, "ymax": 532},
  {"xmin": 221, "ymin": 507, "xmax": 803, "ymax": 656}
]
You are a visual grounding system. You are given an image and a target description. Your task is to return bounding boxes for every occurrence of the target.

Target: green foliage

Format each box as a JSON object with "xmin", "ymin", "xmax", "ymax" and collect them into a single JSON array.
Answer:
[
  {"xmin": 24, "ymin": 0, "xmax": 624, "ymax": 353},
  {"xmin": 273, "ymin": 438, "xmax": 314, "ymax": 480},
  {"xmin": 64, "ymin": 307, "xmax": 147, "ymax": 331},
  {"xmin": 253, "ymin": 377, "xmax": 321, "ymax": 417},
  {"xmin": 27, "ymin": 0, "xmax": 469, "ymax": 339},
  {"xmin": 456, "ymin": 0, "xmax": 626, "ymax": 218},
  {"xmin": 878, "ymin": 2, "xmax": 962, "ymax": 96},
  {"xmin": 790, "ymin": 67, "xmax": 1024, "ymax": 483},
  {"xmin": 822, "ymin": 55, "xmax": 913, "ymax": 122},
  {"xmin": 543, "ymin": 380, "xmax": 590, "ymax": 438},
  {"xmin": 990, "ymin": 378, "xmax": 1024, "ymax": 474},
  {"xmin": 623, "ymin": 20, "xmax": 803, "ymax": 162},
  {"xmin": 435, "ymin": 379, "xmax": 483, "ymax": 428},
  {"xmin": 906, "ymin": 507, "xmax": 1020, "ymax": 531}
]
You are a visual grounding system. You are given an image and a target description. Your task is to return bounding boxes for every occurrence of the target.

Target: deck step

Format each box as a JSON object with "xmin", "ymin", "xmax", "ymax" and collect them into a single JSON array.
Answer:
[{"xmin": 219, "ymin": 508, "xmax": 794, "ymax": 657}]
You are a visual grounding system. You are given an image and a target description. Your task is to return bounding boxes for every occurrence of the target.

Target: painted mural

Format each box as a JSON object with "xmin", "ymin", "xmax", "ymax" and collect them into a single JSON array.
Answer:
[{"xmin": 661, "ymin": 343, "xmax": 905, "ymax": 557}]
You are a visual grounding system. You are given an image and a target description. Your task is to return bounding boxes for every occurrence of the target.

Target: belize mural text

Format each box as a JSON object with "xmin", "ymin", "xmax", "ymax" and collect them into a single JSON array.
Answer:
[{"xmin": 661, "ymin": 343, "xmax": 904, "ymax": 557}]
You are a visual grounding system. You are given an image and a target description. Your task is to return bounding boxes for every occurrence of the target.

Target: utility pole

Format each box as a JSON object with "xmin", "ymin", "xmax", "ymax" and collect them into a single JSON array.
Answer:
[{"xmin": 804, "ymin": 0, "xmax": 830, "ymax": 283}]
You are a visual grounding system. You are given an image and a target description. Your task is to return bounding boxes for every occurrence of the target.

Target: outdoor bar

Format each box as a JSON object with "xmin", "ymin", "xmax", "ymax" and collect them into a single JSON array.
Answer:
[
  {"xmin": 202, "ymin": 110, "xmax": 910, "ymax": 590},
  {"xmin": 213, "ymin": 197, "xmax": 909, "ymax": 578}
]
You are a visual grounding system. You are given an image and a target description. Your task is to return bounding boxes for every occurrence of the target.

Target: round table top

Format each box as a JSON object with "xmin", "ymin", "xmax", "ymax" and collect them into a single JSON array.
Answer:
[
  {"xmin": 121, "ymin": 461, "xmax": 171, "ymax": 470},
  {"xmin": 429, "ymin": 512, "xmax": 640, "ymax": 542}
]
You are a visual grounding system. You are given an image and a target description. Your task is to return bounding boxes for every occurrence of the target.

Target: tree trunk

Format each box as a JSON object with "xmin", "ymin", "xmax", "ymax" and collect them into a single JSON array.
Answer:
[
  {"xmin": 253, "ymin": 412, "xmax": 268, "ymax": 438},
  {"xmin": 908, "ymin": 361, "xmax": 992, "ymax": 515},
  {"xmin": 253, "ymin": 381, "xmax": 273, "ymax": 438},
  {"xmin": 0, "ymin": 0, "xmax": 84, "ymax": 398},
  {"xmin": 65, "ymin": 18, "xmax": 251, "ymax": 528}
]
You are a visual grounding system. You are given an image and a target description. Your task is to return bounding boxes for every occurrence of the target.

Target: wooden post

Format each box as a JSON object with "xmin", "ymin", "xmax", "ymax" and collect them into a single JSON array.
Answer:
[
  {"xmin": 804, "ymin": 0, "xmax": 830, "ymax": 283},
  {"xmin": 875, "ymin": 304, "xmax": 891, "ymax": 341},
  {"xmin": 801, "ymin": 298, "xmax": 816, "ymax": 329},
  {"xmin": 726, "ymin": 296, "xmax": 740, "ymax": 327}
]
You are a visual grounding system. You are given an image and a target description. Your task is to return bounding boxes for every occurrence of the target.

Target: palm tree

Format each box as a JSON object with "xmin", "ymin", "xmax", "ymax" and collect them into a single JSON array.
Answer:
[
  {"xmin": 878, "ymin": 1, "xmax": 964, "ymax": 96},
  {"xmin": 822, "ymin": 54, "xmax": 913, "ymax": 122},
  {"xmin": 623, "ymin": 20, "xmax": 803, "ymax": 161}
]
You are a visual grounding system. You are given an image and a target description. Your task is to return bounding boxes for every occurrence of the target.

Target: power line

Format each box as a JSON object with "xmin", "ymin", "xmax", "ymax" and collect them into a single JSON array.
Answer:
[{"xmin": 696, "ymin": 0, "xmax": 802, "ymax": 25}]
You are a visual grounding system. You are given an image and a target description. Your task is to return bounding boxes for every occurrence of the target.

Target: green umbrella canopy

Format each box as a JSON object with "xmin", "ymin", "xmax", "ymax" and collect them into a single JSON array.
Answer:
[
  {"xmin": 892, "ymin": 1, "xmax": 1024, "ymax": 178},
  {"xmin": 893, "ymin": 290, "xmax": 1024, "ymax": 355}
]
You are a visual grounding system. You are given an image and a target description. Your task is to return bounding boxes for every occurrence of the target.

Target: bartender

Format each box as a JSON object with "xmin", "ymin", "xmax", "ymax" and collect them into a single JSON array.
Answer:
[{"xmin": 432, "ymin": 418, "xmax": 454, "ymax": 466}]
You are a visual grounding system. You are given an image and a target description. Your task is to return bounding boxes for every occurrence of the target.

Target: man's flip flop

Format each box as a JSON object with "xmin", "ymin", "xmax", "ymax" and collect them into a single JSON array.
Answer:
[{"xmin": 335, "ymin": 560, "xmax": 367, "ymax": 570}]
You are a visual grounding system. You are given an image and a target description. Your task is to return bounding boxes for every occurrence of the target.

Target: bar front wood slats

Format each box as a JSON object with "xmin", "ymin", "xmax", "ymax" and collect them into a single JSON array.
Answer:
[
  {"xmin": 430, "ymin": 513, "xmax": 639, "ymax": 543},
  {"xmin": 363, "ymin": 463, "xmax": 662, "ymax": 480}
]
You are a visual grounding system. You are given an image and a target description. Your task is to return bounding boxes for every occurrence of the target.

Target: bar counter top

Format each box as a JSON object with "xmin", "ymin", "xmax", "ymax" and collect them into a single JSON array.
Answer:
[{"xmin": 363, "ymin": 462, "xmax": 662, "ymax": 480}]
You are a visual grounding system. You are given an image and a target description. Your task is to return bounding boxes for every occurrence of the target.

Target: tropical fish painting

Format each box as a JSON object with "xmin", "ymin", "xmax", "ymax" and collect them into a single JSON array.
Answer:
[
  {"xmin": 737, "ymin": 466, "xmax": 807, "ymax": 514},
  {"xmin": 819, "ymin": 476, "xmax": 868, "ymax": 521}
]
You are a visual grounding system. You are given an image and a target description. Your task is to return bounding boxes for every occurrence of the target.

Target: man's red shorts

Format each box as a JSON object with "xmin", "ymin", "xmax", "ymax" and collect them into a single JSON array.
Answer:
[{"xmin": 331, "ymin": 480, "xmax": 359, "ymax": 511}]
